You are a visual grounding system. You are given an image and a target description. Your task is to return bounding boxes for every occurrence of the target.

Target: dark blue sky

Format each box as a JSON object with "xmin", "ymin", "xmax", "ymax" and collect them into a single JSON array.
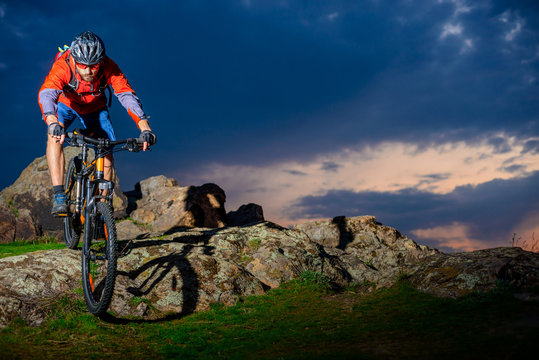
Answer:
[{"xmin": 1, "ymin": 0, "xmax": 538, "ymax": 250}]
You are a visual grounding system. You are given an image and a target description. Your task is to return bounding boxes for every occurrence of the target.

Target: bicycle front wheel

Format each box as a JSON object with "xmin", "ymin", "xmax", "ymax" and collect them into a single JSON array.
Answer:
[{"xmin": 82, "ymin": 201, "xmax": 117, "ymax": 315}]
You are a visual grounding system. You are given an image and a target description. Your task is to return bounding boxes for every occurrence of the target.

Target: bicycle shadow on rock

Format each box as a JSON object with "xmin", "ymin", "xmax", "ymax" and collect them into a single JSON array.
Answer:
[{"xmin": 102, "ymin": 227, "xmax": 226, "ymax": 324}]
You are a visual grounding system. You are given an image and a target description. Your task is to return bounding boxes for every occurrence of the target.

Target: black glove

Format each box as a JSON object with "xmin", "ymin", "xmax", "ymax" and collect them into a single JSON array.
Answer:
[
  {"xmin": 140, "ymin": 130, "xmax": 157, "ymax": 146},
  {"xmin": 48, "ymin": 122, "xmax": 64, "ymax": 137}
]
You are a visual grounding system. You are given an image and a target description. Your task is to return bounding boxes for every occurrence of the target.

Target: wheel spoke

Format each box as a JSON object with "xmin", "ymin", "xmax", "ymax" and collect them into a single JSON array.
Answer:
[{"xmin": 89, "ymin": 274, "xmax": 94, "ymax": 292}]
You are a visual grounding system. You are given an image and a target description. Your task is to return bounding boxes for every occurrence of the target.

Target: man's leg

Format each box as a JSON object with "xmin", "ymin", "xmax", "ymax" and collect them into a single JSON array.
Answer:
[
  {"xmin": 48, "ymin": 103, "xmax": 76, "ymax": 215},
  {"xmin": 103, "ymin": 154, "xmax": 114, "ymax": 182},
  {"xmin": 46, "ymin": 133, "xmax": 65, "ymax": 186},
  {"xmin": 47, "ymin": 129, "xmax": 68, "ymax": 215}
]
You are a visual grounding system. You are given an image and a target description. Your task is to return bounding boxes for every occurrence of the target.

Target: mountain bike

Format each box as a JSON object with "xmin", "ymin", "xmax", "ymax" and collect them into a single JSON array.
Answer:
[{"xmin": 63, "ymin": 129, "xmax": 143, "ymax": 315}]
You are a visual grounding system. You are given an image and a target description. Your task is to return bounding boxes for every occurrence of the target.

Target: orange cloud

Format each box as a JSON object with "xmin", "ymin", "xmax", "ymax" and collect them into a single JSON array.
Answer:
[
  {"xmin": 410, "ymin": 222, "xmax": 490, "ymax": 252},
  {"xmin": 177, "ymin": 134, "xmax": 539, "ymax": 233}
]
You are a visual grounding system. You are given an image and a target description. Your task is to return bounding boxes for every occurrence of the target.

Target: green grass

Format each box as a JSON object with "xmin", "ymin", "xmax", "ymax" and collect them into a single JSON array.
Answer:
[
  {"xmin": 122, "ymin": 216, "xmax": 153, "ymax": 231},
  {"xmin": 0, "ymin": 278, "xmax": 537, "ymax": 359},
  {"xmin": 8, "ymin": 200, "xmax": 18, "ymax": 217},
  {"xmin": 248, "ymin": 238, "xmax": 262, "ymax": 249},
  {"xmin": 0, "ymin": 236, "xmax": 67, "ymax": 258}
]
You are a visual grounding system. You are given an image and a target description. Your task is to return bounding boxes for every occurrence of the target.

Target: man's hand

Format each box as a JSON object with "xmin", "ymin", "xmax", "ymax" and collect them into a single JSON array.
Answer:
[
  {"xmin": 47, "ymin": 121, "xmax": 65, "ymax": 144},
  {"xmin": 139, "ymin": 130, "xmax": 156, "ymax": 151}
]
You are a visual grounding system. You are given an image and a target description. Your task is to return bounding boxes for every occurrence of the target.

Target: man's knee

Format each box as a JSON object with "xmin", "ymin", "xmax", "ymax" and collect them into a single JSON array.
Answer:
[{"xmin": 47, "ymin": 135, "xmax": 64, "ymax": 150}]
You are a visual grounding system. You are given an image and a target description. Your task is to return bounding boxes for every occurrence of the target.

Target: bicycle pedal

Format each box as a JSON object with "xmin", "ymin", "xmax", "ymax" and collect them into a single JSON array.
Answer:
[{"xmin": 54, "ymin": 213, "xmax": 68, "ymax": 218}]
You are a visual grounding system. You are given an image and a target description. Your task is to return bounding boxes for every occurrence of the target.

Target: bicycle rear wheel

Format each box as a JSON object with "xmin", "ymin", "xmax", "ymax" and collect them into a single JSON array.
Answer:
[
  {"xmin": 63, "ymin": 157, "xmax": 82, "ymax": 249},
  {"xmin": 82, "ymin": 201, "xmax": 117, "ymax": 315}
]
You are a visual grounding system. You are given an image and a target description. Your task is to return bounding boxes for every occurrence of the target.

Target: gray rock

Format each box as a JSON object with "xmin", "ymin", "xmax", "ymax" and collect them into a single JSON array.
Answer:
[
  {"xmin": 409, "ymin": 247, "xmax": 539, "ymax": 297},
  {"xmin": 139, "ymin": 175, "xmax": 178, "ymax": 197},
  {"xmin": 111, "ymin": 233, "xmax": 267, "ymax": 316},
  {"xmin": 0, "ymin": 250, "xmax": 80, "ymax": 327},
  {"xmin": 207, "ymin": 222, "xmax": 351, "ymax": 289},
  {"xmin": 129, "ymin": 176, "xmax": 227, "ymax": 232},
  {"xmin": 0, "ymin": 203, "xmax": 16, "ymax": 243},
  {"xmin": 295, "ymin": 216, "xmax": 439, "ymax": 286},
  {"xmin": 0, "ymin": 204, "xmax": 42, "ymax": 243},
  {"xmin": 14, "ymin": 209, "xmax": 42, "ymax": 241},
  {"xmin": 116, "ymin": 219, "xmax": 151, "ymax": 240}
]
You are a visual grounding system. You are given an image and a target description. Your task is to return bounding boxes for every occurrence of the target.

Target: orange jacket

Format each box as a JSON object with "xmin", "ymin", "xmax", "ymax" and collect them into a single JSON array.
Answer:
[{"xmin": 38, "ymin": 50, "xmax": 146, "ymax": 126}]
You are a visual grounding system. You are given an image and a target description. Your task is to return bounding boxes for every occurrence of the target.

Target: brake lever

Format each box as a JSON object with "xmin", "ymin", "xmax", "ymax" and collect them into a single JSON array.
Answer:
[{"xmin": 123, "ymin": 141, "xmax": 140, "ymax": 152}]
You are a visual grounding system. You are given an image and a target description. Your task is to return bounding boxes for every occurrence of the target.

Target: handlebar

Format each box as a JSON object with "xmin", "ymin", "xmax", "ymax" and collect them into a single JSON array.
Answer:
[{"xmin": 66, "ymin": 130, "xmax": 144, "ymax": 152}]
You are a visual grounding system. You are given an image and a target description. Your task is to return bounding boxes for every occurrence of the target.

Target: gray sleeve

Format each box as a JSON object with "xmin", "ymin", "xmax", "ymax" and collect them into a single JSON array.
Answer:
[
  {"xmin": 38, "ymin": 88, "xmax": 62, "ymax": 116},
  {"xmin": 116, "ymin": 91, "xmax": 147, "ymax": 119}
]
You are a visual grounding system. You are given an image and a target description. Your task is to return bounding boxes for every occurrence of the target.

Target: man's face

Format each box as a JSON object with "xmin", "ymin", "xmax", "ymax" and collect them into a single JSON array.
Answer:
[{"xmin": 75, "ymin": 62, "xmax": 100, "ymax": 82}]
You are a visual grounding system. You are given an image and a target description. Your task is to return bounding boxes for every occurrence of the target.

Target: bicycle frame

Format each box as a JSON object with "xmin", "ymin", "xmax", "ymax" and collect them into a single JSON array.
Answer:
[
  {"xmin": 69, "ymin": 142, "xmax": 114, "ymax": 226},
  {"xmin": 66, "ymin": 130, "xmax": 141, "ymax": 222}
]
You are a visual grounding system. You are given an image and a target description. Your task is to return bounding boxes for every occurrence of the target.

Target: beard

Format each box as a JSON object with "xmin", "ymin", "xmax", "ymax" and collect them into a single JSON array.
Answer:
[{"xmin": 81, "ymin": 75, "xmax": 96, "ymax": 82}]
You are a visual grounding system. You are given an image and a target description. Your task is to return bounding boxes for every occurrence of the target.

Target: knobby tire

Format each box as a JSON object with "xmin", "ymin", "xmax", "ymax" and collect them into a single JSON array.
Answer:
[
  {"xmin": 63, "ymin": 157, "xmax": 81, "ymax": 249},
  {"xmin": 82, "ymin": 201, "xmax": 117, "ymax": 315}
]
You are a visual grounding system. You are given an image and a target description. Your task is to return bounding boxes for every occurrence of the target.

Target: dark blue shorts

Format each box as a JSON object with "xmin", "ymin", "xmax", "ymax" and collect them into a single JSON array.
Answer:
[{"xmin": 57, "ymin": 102, "xmax": 116, "ymax": 141}]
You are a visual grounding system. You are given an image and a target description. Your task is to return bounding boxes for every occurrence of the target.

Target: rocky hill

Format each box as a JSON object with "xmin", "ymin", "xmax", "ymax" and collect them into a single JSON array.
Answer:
[
  {"xmin": 1, "ymin": 215, "xmax": 538, "ymax": 328},
  {"xmin": 0, "ymin": 153, "xmax": 538, "ymax": 328},
  {"xmin": 0, "ymin": 151, "xmax": 263, "ymax": 243}
]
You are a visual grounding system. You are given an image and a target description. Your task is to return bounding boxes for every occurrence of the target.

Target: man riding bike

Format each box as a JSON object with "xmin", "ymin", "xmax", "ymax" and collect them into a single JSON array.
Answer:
[{"xmin": 38, "ymin": 30, "xmax": 156, "ymax": 215}]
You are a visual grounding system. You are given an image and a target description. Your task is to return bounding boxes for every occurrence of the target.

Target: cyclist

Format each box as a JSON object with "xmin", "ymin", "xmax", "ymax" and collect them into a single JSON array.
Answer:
[{"xmin": 38, "ymin": 30, "xmax": 156, "ymax": 216}]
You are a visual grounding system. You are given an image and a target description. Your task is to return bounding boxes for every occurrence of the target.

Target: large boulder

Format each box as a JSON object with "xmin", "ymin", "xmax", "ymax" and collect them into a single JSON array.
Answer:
[
  {"xmin": 0, "ymin": 203, "xmax": 16, "ymax": 243},
  {"xmin": 0, "ymin": 201, "xmax": 42, "ymax": 243},
  {"xmin": 128, "ymin": 176, "xmax": 227, "ymax": 233},
  {"xmin": 295, "ymin": 216, "xmax": 439, "ymax": 286},
  {"xmin": 0, "ymin": 249, "xmax": 80, "ymax": 327},
  {"xmin": 409, "ymin": 247, "xmax": 539, "ymax": 298},
  {"xmin": 111, "ymin": 228, "xmax": 268, "ymax": 317},
  {"xmin": 0, "ymin": 147, "xmax": 128, "ymax": 240}
]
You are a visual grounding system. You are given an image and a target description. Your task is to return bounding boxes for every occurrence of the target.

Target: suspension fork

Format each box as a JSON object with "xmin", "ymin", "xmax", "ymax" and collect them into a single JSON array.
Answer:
[
  {"xmin": 75, "ymin": 144, "xmax": 89, "ymax": 215},
  {"xmin": 74, "ymin": 173, "xmax": 84, "ymax": 214},
  {"xmin": 94, "ymin": 147, "xmax": 114, "ymax": 203},
  {"xmin": 83, "ymin": 177, "xmax": 98, "ymax": 255}
]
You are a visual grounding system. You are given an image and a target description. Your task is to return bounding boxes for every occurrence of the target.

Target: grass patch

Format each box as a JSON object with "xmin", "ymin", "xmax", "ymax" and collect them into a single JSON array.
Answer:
[
  {"xmin": 129, "ymin": 296, "xmax": 151, "ymax": 307},
  {"xmin": 345, "ymin": 280, "xmax": 377, "ymax": 293},
  {"xmin": 0, "ymin": 280, "xmax": 536, "ymax": 359},
  {"xmin": 299, "ymin": 270, "xmax": 331, "ymax": 289},
  {"xmin": 124, "ymin": 216, "xmax": 153, "ymax": 231},
  {"xmin": 0, "ymin": 236, "xmax": 66, "ymax": 258},
  {"xmin": 248, "ymin": 237, "xmax": 262, "ymax": 249},
  {"xmin": 8, "ymin": 200, "xmax": 18, "ymax": 217},
  {"xmin": 238, "ymin": 254, "xmax": 251, "ymax": 264}
]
